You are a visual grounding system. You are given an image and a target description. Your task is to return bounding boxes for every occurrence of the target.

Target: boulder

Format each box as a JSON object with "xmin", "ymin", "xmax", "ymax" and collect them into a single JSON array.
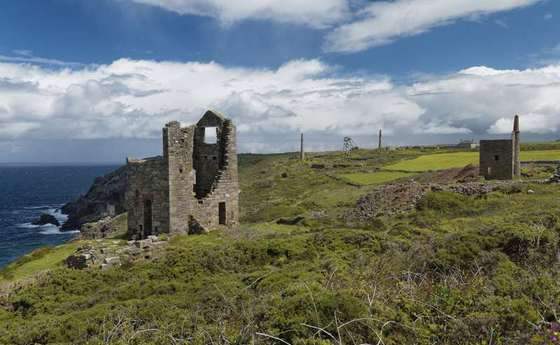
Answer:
[
  {"xmin": 32, "ymin": 213, "xmax": 60, "ymax": 227},
  {"xmin": 548, "ymin": 165, "xmax": 560, "ymax": 183},
  {"xmin": 65, "ymin": 254, "xmax": 90, "ymax": 269}
]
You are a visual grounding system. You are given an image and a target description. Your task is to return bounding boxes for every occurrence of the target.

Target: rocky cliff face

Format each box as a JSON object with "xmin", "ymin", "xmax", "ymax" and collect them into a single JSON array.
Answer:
[{"xmin": 61, "ymin": 165, "xmax": 129, "ymax": 231}]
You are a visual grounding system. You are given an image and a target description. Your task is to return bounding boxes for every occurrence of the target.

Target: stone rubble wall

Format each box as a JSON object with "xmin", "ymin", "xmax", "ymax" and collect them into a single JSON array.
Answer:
[{"xmin": 65, "ymin": 235, "xmax": 168, "ymax": 270}]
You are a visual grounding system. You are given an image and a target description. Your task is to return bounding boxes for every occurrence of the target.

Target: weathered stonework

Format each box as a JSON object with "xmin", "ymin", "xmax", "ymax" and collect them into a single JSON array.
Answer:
[
  {"xmin": 479, "ymin": 115, "xmax": 521, "ymax": 180},
  {"xmin": 479, "ymin": 139, "xmax": 514, "ymax": 180},
  {"xmin": 126, "ymin": 110, "xmax": 239, "ymax": 239}
]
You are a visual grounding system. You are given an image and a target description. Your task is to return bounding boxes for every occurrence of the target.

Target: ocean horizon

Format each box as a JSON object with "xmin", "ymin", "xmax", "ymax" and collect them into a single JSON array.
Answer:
[{"xmin": 0, "ymin": 164, "xmax": 119, "ymax": 267}]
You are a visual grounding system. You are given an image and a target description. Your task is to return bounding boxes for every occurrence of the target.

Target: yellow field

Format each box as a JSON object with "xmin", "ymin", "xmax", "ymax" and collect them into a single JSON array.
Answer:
[{"xmin": 385, "ymin": 150, "xmax": 560, "ymax": 172}]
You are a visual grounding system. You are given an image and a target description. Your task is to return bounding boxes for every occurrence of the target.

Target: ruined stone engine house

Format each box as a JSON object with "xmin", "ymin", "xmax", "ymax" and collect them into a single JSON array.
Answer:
[
  {"xmin": 479, "ymin": 115, "xmax": 521, "ymax": 180},
  {"xmin": 126, "ymin": 110, "xmax": 239, "ymax": 239}
]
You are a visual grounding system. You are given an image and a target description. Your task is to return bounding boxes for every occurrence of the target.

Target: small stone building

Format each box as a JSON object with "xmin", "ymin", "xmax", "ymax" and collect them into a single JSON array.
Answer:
[
  {"xmin": 479, "ymin": 139, "xmax": 514, "ymax": 180},
  {"xmin": 125, "ymin": 110, "xmax": 239, "ymax": 239},
  {"xmin": 479, "ymin": 115, "xmax": 521, "ymax": 180}
]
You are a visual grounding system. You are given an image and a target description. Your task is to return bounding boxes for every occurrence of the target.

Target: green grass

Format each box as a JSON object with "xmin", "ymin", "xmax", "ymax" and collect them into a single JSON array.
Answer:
[
  {"xmin": 385, "ymin": 150, "xmax": 560, "ymax": 172},
  {"xmin": 522, "ymin": 149, "xmax": 560, "ymax": 161},
  {"xmin": 2, "ymin": 148, "xmax": 560, "ymax": 344},
  {"xmin": 340, "ymin": 171, "xmax": 416, "ymax": 185},
  {"xmin": 0, "ymin": 242, "xmax": 79, "ymax": 282},
  {"xmin": 2, "ymin": 183, "xmax": 560, "ymax": 344}
]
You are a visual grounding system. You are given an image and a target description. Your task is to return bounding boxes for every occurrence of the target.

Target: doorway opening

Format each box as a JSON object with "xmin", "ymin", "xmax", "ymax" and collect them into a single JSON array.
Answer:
[
  {"xmin": 219, "ymin": 202, "xmax": 226, "ymax": 225},
  {"xmin": 144, "ymin": 199, "xmax": 153, "ymax": 236}
]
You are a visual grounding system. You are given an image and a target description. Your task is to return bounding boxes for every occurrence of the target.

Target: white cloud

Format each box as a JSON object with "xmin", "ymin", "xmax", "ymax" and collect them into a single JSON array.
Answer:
[
  {"xmin": 324, "ymin": 0, "xmax": 542, "ymax": 53},
  {"xmin": 116, "ymin": 0, "xmax": 543, "ymax": 54},
  {"xmin": 1, "ymin": 58, "xmax": 560, "ymax": 152},
  {"xmin": 123, "ymin": 0, "xmax": 349, "ymax": 28}
]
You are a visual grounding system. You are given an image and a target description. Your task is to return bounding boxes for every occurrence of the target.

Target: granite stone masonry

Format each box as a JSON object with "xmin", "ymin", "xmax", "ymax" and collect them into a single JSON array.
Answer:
[
  {"xmin": 126, "ymin": 110, "xmax": 239, "ymax": 239},
  {"xmin": 479, "ymin": 115, "xmax": 521, "ymax": 180}
]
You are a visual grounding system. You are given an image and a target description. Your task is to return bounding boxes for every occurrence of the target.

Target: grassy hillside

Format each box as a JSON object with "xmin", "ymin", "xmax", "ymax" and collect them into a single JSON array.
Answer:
[{"xmin": 1, "ymin": 146, "xmax": 560, "ymax": 344}]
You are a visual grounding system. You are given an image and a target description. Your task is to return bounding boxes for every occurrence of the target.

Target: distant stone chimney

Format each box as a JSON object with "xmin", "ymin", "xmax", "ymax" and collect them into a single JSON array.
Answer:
[
  {"xmin": 512, "ymin": 115, "xmax": 521, "ymax": 178},
  {"xmin": 300, "ymin": 133, "xmax": 305, "ymax": 161},
  {"xmin": 378, "ymin": 129, "xmax": 383, "ymax": 149}
]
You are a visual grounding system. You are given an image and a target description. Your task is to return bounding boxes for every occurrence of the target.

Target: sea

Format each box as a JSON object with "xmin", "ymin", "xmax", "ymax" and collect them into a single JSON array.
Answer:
[{"xmin": 0, "ymin": 164, "xmax": 119, "ymax": 268}]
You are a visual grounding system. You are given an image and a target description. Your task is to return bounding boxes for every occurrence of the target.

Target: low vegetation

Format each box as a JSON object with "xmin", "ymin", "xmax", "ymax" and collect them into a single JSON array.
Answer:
[
  {"xmin": 1, "ymin": 144, "xmax": 560, "ymax": 344},
  {"xmin": 339, "ymin": 171, "xmax": 415, "ymax": 185}
]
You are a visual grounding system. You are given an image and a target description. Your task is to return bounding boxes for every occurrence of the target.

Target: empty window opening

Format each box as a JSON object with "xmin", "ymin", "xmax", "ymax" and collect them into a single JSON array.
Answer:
[
  {"xmin": 219, "ymin": 202, "xmax": 226, "ymax": 225},
  {"xmin": 204, "ymin": 127, "xmax": 218, "ymax": 144},
  {"xmin": 212, "ymin": 156, "xmax": 217, "ymax": 160},
  {"xmin": 494, "ymin": 155, "xmax": 500, "ymax": 161}
]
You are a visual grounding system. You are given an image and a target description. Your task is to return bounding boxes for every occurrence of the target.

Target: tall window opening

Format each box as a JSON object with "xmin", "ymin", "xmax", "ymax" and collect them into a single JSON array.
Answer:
[
  {"xmin": 219, "ymin": 202, "xmax": 226, "ymax": 225},
  {"xmin": 204, "ymin": 127, "xmax": 218, "ymax": 144}
]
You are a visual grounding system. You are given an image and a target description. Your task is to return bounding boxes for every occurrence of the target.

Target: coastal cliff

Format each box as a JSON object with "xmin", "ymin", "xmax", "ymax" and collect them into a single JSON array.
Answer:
[{"xmin": 60, "ymin": 165, "xmax": 129, "ymax": 231}]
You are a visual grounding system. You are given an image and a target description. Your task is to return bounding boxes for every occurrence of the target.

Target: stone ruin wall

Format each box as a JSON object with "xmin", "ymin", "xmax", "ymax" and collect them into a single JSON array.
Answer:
[
  {"xmin": 125, "ymin": 157, "xmax": 169, "ymax": 238},
  {"xmin": 479, "ymin": 139, "xmax": 514, "ymax": 180},
  {"xmin": 191, "ymin": 114, "xmax": 239, "ymax": 232},
  {"xmin": 126, "ymin": 110, "xmax": 239, "ymax": 239}
]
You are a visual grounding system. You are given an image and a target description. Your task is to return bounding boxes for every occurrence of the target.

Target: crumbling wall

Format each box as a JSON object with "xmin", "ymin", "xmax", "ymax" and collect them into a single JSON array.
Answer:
[
  {"xmin": 125, "ymin": 157, "xmax": 169, "ymax": 239},
  {"xmin": 165, "ymin": 121, "xmax": 195, "ymax": 234},
  {"xmin": 126, "ymin": 110, "xmax": 239, "ymax": 239},
  {"xmin": 192, "ymin": 117, "xmax": 239, "ymax": 230}
]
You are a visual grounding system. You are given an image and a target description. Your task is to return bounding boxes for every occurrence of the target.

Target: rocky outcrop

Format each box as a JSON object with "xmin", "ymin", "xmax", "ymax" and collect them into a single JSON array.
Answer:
[
  {"xmin": 61, "ymin": 165, "xmax": 130, "ymax": 231},
  {"xmin": 79, "ymin": 213, "xmax": 128, "ymax": 239},
  {"xmin": 548, "ymin": 165, "xmax": 560, "ymax": 183},
  {"xmin": 32, "ymin": 213, "xmax": 60, "ymax": 226}
]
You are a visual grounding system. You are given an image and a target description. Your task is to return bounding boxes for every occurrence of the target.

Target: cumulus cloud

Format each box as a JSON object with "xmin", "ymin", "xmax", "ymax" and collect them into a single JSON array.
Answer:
[
  {"xmin": 324, "ymin": 0, "xmax": 542, "ymax": 53},
  {"xmin": 122, "ymin": 0, "xmax": 349, "ymax": 28},
  {"xmin": 1, "ymin": 58, "xmax": 560, "ymax": 152}
]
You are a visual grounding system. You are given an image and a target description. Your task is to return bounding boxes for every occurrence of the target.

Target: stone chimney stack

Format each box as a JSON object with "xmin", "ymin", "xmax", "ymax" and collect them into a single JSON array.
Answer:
[
  {"xmin": 300, "ymin": 133, "xmax": 305, "ymax": 161},
  {"xmin": 512, "ymin": 115, "xmax": 521, "ymax": 178},
  {"xmin": 378, "ymin": 129, "xmax": 383, "ymax": 149}
]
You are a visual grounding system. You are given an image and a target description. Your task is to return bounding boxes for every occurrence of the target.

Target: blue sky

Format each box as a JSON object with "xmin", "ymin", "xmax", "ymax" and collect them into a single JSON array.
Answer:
[{"xmin": 0, "ymin": 0, "xmax": 559, "ymax": 162}]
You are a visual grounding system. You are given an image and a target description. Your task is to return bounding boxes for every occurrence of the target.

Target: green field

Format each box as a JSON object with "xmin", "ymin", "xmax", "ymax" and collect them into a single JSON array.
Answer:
[
  {"xmin": 385, "ymin": 150, "xmax": 560, "ymax": 172},
  {"xmin": 340, "ymin": 171, "xmax": 415, "ymax": 185}
]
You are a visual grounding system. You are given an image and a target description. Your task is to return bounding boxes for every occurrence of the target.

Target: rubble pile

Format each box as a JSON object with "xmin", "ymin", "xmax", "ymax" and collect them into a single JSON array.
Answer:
[
  {"xmin": 549, "ymin": 165, "xmax": 560, "ymax": 183},
  {"xmin": 350, "ymin": 182, "xmax": 429, "ymax": 221},
  {"xmin": 348, "ymin": 180, "xmax": 502, "ymax": 223},
  {"xmin": 448, "ymin": 182, "xmax": 496, "ymax": 196},
  {"xmin": 65, "ymin": 235, "xmax": 167, "ymax": 270}
]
